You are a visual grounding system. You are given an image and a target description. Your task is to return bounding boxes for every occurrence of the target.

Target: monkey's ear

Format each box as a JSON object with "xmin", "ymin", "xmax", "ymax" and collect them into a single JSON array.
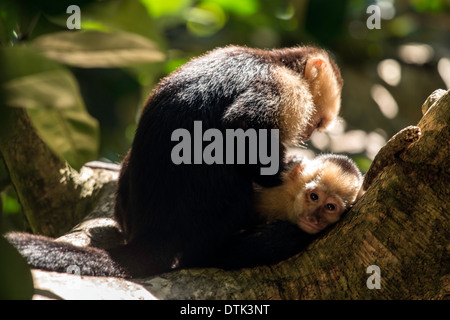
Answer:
[
  {"xmin": 287, "ymin": 163, "xmax": 305, "ymax": 181},
  {"xmin": 305, "ymin": 57, "xmax": 327, "ymax": 80}
]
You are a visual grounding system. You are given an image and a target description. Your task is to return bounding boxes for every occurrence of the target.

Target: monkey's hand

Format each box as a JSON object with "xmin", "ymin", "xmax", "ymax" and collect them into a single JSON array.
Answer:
[{"xmin": 362, "ymin": 125, "xmax": 421, "ymax": 190}]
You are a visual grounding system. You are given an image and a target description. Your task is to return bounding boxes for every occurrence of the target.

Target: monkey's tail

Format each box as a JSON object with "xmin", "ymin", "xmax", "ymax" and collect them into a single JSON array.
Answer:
[{"xmin": 5, "ymin": 232, "xmax": 160, "ymax": 278}]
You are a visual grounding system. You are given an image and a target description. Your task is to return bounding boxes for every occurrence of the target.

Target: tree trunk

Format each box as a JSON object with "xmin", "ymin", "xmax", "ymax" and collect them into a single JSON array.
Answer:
[
  {"xmin": 0, "ymin": 108, "xmax": 117, "ymax": 237},
  {"xmin": 3, "ymin": 90, "xmax": 449, "ymax": 299}
]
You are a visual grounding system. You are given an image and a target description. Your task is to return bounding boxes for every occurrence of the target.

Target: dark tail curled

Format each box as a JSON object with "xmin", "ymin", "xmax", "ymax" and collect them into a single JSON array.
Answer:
[{"xmin": 6, "ymin": 232, "xmax": 130, "ymax": 278}]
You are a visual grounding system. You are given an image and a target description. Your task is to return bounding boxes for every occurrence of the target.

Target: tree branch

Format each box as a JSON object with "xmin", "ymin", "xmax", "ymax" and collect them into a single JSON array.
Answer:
[
  {"xmin": 6, "ymin": 89, "xmax": 450, "ymax": 299},
  {"xmin": 0, "ymin": 109, "xmax": 116, "ymax": 237}
]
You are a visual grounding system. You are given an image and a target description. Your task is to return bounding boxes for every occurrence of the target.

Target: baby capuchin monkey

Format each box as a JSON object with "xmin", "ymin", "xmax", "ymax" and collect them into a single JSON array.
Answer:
[
  {"xmin": 204, "ymin": 152, "xmax": 363, "ymax": 270},
  {"xmin": 254, "ymin": 153, "xmax": 363, "ymax": 234}
]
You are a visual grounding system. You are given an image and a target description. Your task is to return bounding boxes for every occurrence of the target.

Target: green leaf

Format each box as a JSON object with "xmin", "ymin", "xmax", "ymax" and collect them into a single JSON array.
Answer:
[
  {"xmin": 3, "ymin": 69, "xmax": 85, "ymax": 110},
  {"xmin": 204, "ymin": 0, "xmax": 259, "ymax": 16},
  {"xmin": 45, "ymin": 0, "xmax": 166, "ymax": 49},
  {"xmin": 0, "ymin": 47, "xmax": 99, "ymax": 171},
  {"xmin": 0, "ymin": 235, "xmax": 34, "ymax": 300},
  {"xmin": 83, "ymin": 0, "xmax": 165, "ymax": 44},
  {"xmin": 26, "ymin": 105, "xmax": 99, "ymax": 172},
  {"xmin": 31, "ymin": 30, "xmax": 165, "ymax": 68},
  {"xmin": 0, "ymin": 46, "xmax": 61, "ymax": 83},
  {"xmin": 140, "ymin": 0, "xmax": 192, "ymax": 18},
  {"xmin": 353, "ymin": 156, "xmax": 373, "ymax": 174},
  {"xmin": 2, "ymin": 191, "xmax": 21, "ymax": 214},
  {"xmin": 0, "ymin": 0, "xmax": 20, "ymax": 45},
  {"xmin": 186, "ymin": 2, "xmax": 227, "ymax": 36}
]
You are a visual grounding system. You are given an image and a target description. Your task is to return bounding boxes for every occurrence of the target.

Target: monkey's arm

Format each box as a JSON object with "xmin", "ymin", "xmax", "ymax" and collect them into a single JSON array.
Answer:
[
  {"xmin": 203, "ymin": 221, "xmax": 318, "ymax": 270},
  {"xmin": 363, "ymin": 126, "xmax": 421, "ymax": 190}
]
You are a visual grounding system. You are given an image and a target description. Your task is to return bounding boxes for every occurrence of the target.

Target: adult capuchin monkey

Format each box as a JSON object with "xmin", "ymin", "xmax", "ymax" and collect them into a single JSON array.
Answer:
[{"xmin": 7, "ymin": 45, "xmax": 344, "ymax": 278}]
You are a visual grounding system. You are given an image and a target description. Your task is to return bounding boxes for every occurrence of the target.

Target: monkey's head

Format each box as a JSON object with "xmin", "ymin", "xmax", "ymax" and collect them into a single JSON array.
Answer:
[
  {"xmin": 269, "ymin": 46, "xmax": 343, "ymax": 146},
  {"xmin": 288, "ymin": 154, "xmax": 362, "ymax": 234},
  {"xmin": 301, "ymin": 52, "xmax": 343, "ymax": 141}
]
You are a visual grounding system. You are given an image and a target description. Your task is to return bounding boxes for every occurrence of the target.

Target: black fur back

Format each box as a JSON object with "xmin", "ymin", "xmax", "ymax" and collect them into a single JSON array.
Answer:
[{"xmin": 8, "ymin": 46, "xmax": 338, "ymax": 277}]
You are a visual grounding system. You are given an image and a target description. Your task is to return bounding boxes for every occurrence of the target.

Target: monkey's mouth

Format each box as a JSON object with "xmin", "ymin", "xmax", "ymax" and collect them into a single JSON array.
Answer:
[{"xmin": 297, "ymin": 219, "xmax": 322, "ymax": 234}]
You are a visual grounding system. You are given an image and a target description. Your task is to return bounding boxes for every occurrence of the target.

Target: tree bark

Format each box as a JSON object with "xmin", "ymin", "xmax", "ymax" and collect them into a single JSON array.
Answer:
[
  {"xmin": 4, "ymin": 89, "xmax": 450, "ymax": 300},
  {"xmin": 0, "ymin": 109, "xmax": 117, "ymax": 237}
]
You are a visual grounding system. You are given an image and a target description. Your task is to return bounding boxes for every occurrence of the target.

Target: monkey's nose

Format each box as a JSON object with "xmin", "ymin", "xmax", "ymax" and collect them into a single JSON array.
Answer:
[{"xmin": 306, "ymin": 215, "xmax": 318, "ymax": 224}]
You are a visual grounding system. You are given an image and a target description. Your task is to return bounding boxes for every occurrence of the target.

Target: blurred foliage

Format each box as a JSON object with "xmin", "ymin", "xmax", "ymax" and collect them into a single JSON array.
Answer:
[
  {"xmin": 1, "ymin": 47, "xmax": 100, "ymax": 170},
  {"xmin": 0, "ymin": 235, "xmax": 34, "ymax": 299},
  {"xmin": 0, "ymin": 0, "xmax": 448, "ymax": 298}
]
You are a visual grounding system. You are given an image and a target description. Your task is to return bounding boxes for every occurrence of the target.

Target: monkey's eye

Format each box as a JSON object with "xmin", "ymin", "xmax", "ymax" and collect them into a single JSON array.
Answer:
[
  {"xmin": 326, "ymin": 203, "xmax": 336, "ymax": 211},
  {"xmin": 310, "ymin": 193, "xmax": 319, "ymax": 201}
]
